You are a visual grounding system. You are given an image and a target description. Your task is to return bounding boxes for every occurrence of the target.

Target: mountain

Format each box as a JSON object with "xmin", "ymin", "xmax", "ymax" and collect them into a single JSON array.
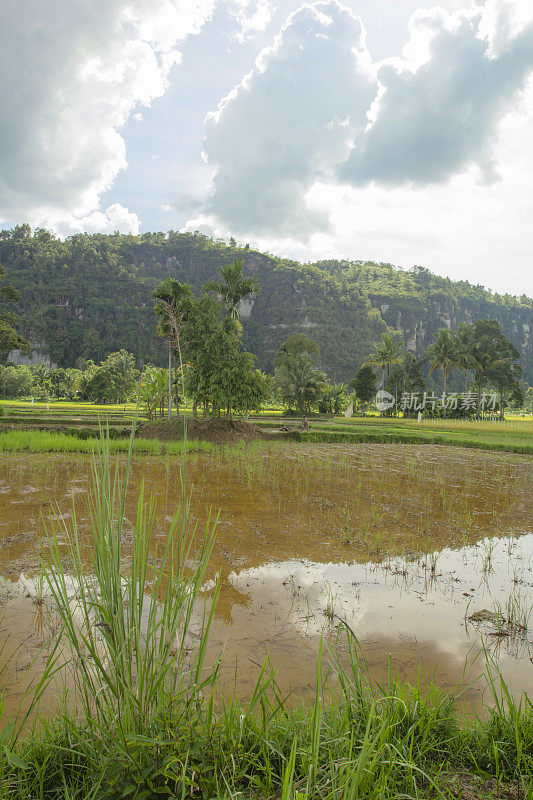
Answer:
[{"xmin": 1, "ymin": 224, "xmax": 532, "ymax": 383}]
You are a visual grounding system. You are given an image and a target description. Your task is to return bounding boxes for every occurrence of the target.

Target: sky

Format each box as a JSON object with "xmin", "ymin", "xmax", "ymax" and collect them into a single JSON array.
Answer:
[{"xmin": 1, "ymin": 0, "xmax": 532, "ymax": 296}]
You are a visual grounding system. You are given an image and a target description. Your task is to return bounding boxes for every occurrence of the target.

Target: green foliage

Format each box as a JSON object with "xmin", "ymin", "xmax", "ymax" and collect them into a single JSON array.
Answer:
[
  {"xmin": 425, "ymin": 328, "xmax": 459, "ymax": 402},
  {"xmin": 274, "ymin": 335, "xmax": 326, "ymax": 412},
  {"xmin": 0, "ymin": 226, "xmax": 531, "ymax": 384},
  {"xmin": 174, "ymin": 293, "xmax": 268, "ymax": 416},
  {"xmin": 0, "ymin": 364, "xmax": 33, "ymax": 398},
  {"xmin": 0, "ymin": 429, "xmax": 210, "ymax": 454},
  {"xmin": 0, "ymin": 260, "xmax": 29, "ymax": 362},
  {"xmin": 351, "ymin": 365, "xmax": 377, "ymax": 412},
  {"xmin": 318, "ymin": 382, "xmax": 349, "ymax": 414},
  {"xmin": 203, "ymin": 258, "xmax": 260, "ymax": 319},
  {"xmin": 81, "ymin": 350, "xmax": 139, "ymax": 404},
  {"xmin": 273, "ymin": 332, "xmax": 320, "ymax": 367},
  {"xmin": 366, "ymin": 332, "xmax": 405, "ymax": 379}
]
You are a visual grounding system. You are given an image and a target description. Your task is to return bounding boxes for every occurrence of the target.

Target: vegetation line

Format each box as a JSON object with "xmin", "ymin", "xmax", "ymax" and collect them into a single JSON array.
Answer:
[
  {"xmin": 280, "ymin": 428, "xmax": 533, "ymax": 453},
  {"xmin": 0, "ymin": 429, "xmax": 210, "ymax": 454}
]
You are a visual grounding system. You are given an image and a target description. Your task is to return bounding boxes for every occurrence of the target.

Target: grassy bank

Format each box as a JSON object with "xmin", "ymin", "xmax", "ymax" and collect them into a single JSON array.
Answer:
[
  {"xmin": 0, "ymin": 433, "xmax": 532, "ymax": 799},
  {"xmin": 0, "ymin": 429, "xmax": 210, "ymax": 455},
  {"xmin": 2, "ymin": 652, "xmax": 532, "ymax": 799},
  {"xmin": 256, "ymin": 417, "xmax": 533, "ymax": 454}
]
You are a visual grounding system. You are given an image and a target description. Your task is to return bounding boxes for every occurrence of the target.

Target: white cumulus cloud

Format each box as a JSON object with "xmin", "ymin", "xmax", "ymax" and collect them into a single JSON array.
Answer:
[
  {"xmin": 0, "ymin": 0, "xmax": 215, "ymax": 232},
  {"xmin": 202, "ymin": 1, "xmax": 377, "ymax": 238},
  {"xmin": 199, "ymin": 0, "xmax": 533, "ymax": 240},
  {"xmin": 342, "ymin": 1, "xmax": 533, "ymax": 186}
]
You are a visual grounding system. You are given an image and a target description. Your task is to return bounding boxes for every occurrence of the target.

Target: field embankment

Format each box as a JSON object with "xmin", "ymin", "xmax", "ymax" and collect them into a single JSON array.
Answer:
[{"xmin": 256, "ymin": 416, "xmax": 533, "ymax": 454}]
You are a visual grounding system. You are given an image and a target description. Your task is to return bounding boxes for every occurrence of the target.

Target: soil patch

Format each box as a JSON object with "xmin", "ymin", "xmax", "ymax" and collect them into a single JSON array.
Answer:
[{"xmin": 138, "ymin": 418, "xmax": 274, "ymax": 445}]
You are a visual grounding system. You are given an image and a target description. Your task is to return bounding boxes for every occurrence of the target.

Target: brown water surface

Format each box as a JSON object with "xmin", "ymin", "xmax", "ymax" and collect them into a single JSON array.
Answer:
[{"xmin": 1, "ymin": 443, "xmax": 532, "ymax": 720}]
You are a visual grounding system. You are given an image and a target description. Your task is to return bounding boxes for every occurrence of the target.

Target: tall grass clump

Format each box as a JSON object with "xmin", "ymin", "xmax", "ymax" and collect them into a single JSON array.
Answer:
[
  {"xmin": 0, "ymin": 427, "xmax": 222, "ymax": 795},
  {"xmin": 42, "ymin": 430, "xmax": 218, "ymax": 727}
]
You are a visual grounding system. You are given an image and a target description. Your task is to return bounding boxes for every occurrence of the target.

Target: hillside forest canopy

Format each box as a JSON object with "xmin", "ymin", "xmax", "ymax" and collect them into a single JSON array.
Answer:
[
  {"xmin": 0, "ymin": 240, "xmax": 528, "ymax": 418},
  {"xmin": 0, "ymin": 225, "xmax": 529, "ymax": 414}
]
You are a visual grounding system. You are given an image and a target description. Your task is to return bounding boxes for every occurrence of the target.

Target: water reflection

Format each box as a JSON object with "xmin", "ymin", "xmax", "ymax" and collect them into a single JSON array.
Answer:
[{"xmin": 0, "ymin": 443, "xmax": 532, "ymax": 719}]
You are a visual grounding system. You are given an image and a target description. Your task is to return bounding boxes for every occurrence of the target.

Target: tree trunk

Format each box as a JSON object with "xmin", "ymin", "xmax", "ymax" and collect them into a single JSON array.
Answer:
[{"xmin": 168, "ymin": 343, "xmax": 172, "ymax": 420}]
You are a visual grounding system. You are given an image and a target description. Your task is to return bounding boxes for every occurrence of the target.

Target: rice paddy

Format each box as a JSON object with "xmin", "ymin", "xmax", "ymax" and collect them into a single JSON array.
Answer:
[{"xmin": 0, "ymin": 433, "xmax": 532, "ymax": 798}]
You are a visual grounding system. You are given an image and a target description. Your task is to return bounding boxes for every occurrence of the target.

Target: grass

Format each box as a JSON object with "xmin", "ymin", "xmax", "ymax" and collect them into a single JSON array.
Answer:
[
  {"xmin": 257, "ymin": 416, "xmax": 533, "ymax": 454},
  {"xmin": 0, "ymin": 429, "xmax": 210, "ymax": 455},
  {"xmin": 2, "ymin": 398, "xmax": 533, "ymax": 454},
  {"xmin": 0, "ymin": 430, "xmax": 532, "ymax": 798}
]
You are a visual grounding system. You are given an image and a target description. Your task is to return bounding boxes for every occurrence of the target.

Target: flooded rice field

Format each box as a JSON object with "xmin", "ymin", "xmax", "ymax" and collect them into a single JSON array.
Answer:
[{"xmin": 1, "ymin": 442, "xmax": 532, "ymax": 719}]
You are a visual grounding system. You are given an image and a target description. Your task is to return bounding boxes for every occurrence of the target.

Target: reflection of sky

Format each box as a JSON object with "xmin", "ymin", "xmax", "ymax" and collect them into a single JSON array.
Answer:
[{"xmin": 223, "ymin": 534, "xmax": 533, "ymax": 691}]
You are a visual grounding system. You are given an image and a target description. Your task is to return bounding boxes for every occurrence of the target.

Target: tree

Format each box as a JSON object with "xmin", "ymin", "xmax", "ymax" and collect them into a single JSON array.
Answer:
[
  {"xmin": 182, "ymin": 293, "xmax": 267, "ymax": 416},
  {"xmin": 203, "ymin": 259, "xmax": 259, "ymax": 320},
  {"xmin": 82, "ymin": 350, "xmax": 138, "ymax": 404},
  {"xmin": 273, "ymin": 333, "xmax": 320, "ymax": 366},
  {"xmin": 470, "ymin": 319, "xmax": 522, "ymax": 416},
  {"xmin": 152, "ymin": 279, "xmax": 193, "ymax": 419},
  {"xmin": 140, "ymin": 367, "xmax": 168, "ymax": 420},
  {"xmin": 425, "ymin": 328, "xmax": 458, "ymax": 416},
  {"xmin": 275, "ymin": 359, "xmax": 326, "ymax": 413},
  {"xmin": 365, "ymin": 332, "xmax": 405, "ymax": 415},
  {"xmin": 0, "ymin": 365, "xmax": 33, "ymax": 398},
  {"xmin": 319, "ymin": 383, "xmax": 348, "ymax": 415},
  {"xmin": 454, "ymin": 322, "xmax": 477, "ymax": 392},
  {"xmin": 350, "ymin": 365, "xmax": 376, "ymax": 415},
  {"xmin": 366, "ymin": 332, "xmax": 405, "ymax": 384},
  {"xmin": 487, "ymin": 357, "xmax": 523, "ymax": 420},
  {"xmin": 0, "ymin": 262, "xmax": 30, "ymax": 362},
  {"xmin": 274, "ymin": 334, "xmax": 325, "ymax": 413}
]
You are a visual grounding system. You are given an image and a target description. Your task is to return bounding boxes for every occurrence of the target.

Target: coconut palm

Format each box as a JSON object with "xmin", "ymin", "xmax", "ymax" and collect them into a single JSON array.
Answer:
[
  {"xmin": 425, "ymin": 329, "xmax": 459, "ymax": 416},
  {"xmin": 203, "ymin": 260, "xmax": 259, "ymax": 320},
  {"xmin": 140, "ymin": 367, "xmax": 168, "ymax": 420},
  {"xmin": 366, "ymin": 333, "xmax": 405, "ymax": 386},
  {"xmin": 275, "ymin": 357, "xmax": 326, "ymax": 413},
  {"xmin": 454, "ymin": 322, "xmax": 478, "ymax": 392}
]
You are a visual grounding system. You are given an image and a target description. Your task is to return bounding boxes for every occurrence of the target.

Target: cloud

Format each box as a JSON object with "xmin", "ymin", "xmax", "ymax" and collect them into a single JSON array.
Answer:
[
  {"xmin": 342, "ymin": 2, "xmax": 533, "ymax": 186},
  {"xmin": 0, "ymin": 0, "xmax": 215, "ymax": 231},
  {"xmin": 199, "ymin": 0, "xmax": 533, "ymax": 239},
  {"xmin": 229, "ymin": 0, "xmax": 274, "ymax": 42},
  {"xmin": 202, "ymin": 1, "xmax": 377, "ymax": 239},
  {"xmin": 47, "ymin": 204, "xmax": 141, "ymax": 237}
]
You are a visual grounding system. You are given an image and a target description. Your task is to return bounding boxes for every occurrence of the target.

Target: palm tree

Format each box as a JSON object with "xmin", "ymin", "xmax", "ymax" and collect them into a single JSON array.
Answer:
[
  {"xmin": 140, "ymin": 367, "xmax": 168, "ymax": 420},
  {"xmin": 275, "ymin": 357, "xmax": 325, "ymax": 413},
  {"xmin": 203, "ymin": 260, "xmax": 259, "ymax": 320},
  {"xmin": 425, "ymin": 328, "xmax": 458, "ymax": 416},
  {"xmin": 366, "ymin": 334, "xmax": 405, "ymax": 415},
  {"xmin": 366, "ymin": 333, "xmax": 405, "ymax": 381},
  {"xmin": 152, "ymin": 279, "xmax": 192, "ymax": 419},
  {"xmin": 454, "ymin": 322, "xmax": 477, "ymax": 392}
]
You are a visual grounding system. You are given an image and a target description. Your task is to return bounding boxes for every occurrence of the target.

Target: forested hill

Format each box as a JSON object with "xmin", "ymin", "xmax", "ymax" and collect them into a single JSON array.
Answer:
[{"xmin": 1, "ymin": 225, "xmax": 532, "ymax": 382}]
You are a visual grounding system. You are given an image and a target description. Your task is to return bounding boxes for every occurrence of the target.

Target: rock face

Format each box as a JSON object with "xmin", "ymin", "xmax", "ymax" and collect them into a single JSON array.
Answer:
[
  {"xmin": 7, "ymin": 345, "xmax": 56, "ymax": 369},
  {"xmin": 371, "ymin": 293, "xmax": 532, "ymax": 375}
]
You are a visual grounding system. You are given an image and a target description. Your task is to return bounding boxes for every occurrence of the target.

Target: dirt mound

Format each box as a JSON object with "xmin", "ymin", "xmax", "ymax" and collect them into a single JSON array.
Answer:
[{"xmin": 138, "ymin": 418, "xmax": 272, "ymax": 445}]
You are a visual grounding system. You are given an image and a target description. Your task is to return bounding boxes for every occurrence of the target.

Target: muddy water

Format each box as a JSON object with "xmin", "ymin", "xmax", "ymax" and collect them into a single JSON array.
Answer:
[{"xmin": 0, "ymin": 443, "xmax": 532, "ymax": 720}]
